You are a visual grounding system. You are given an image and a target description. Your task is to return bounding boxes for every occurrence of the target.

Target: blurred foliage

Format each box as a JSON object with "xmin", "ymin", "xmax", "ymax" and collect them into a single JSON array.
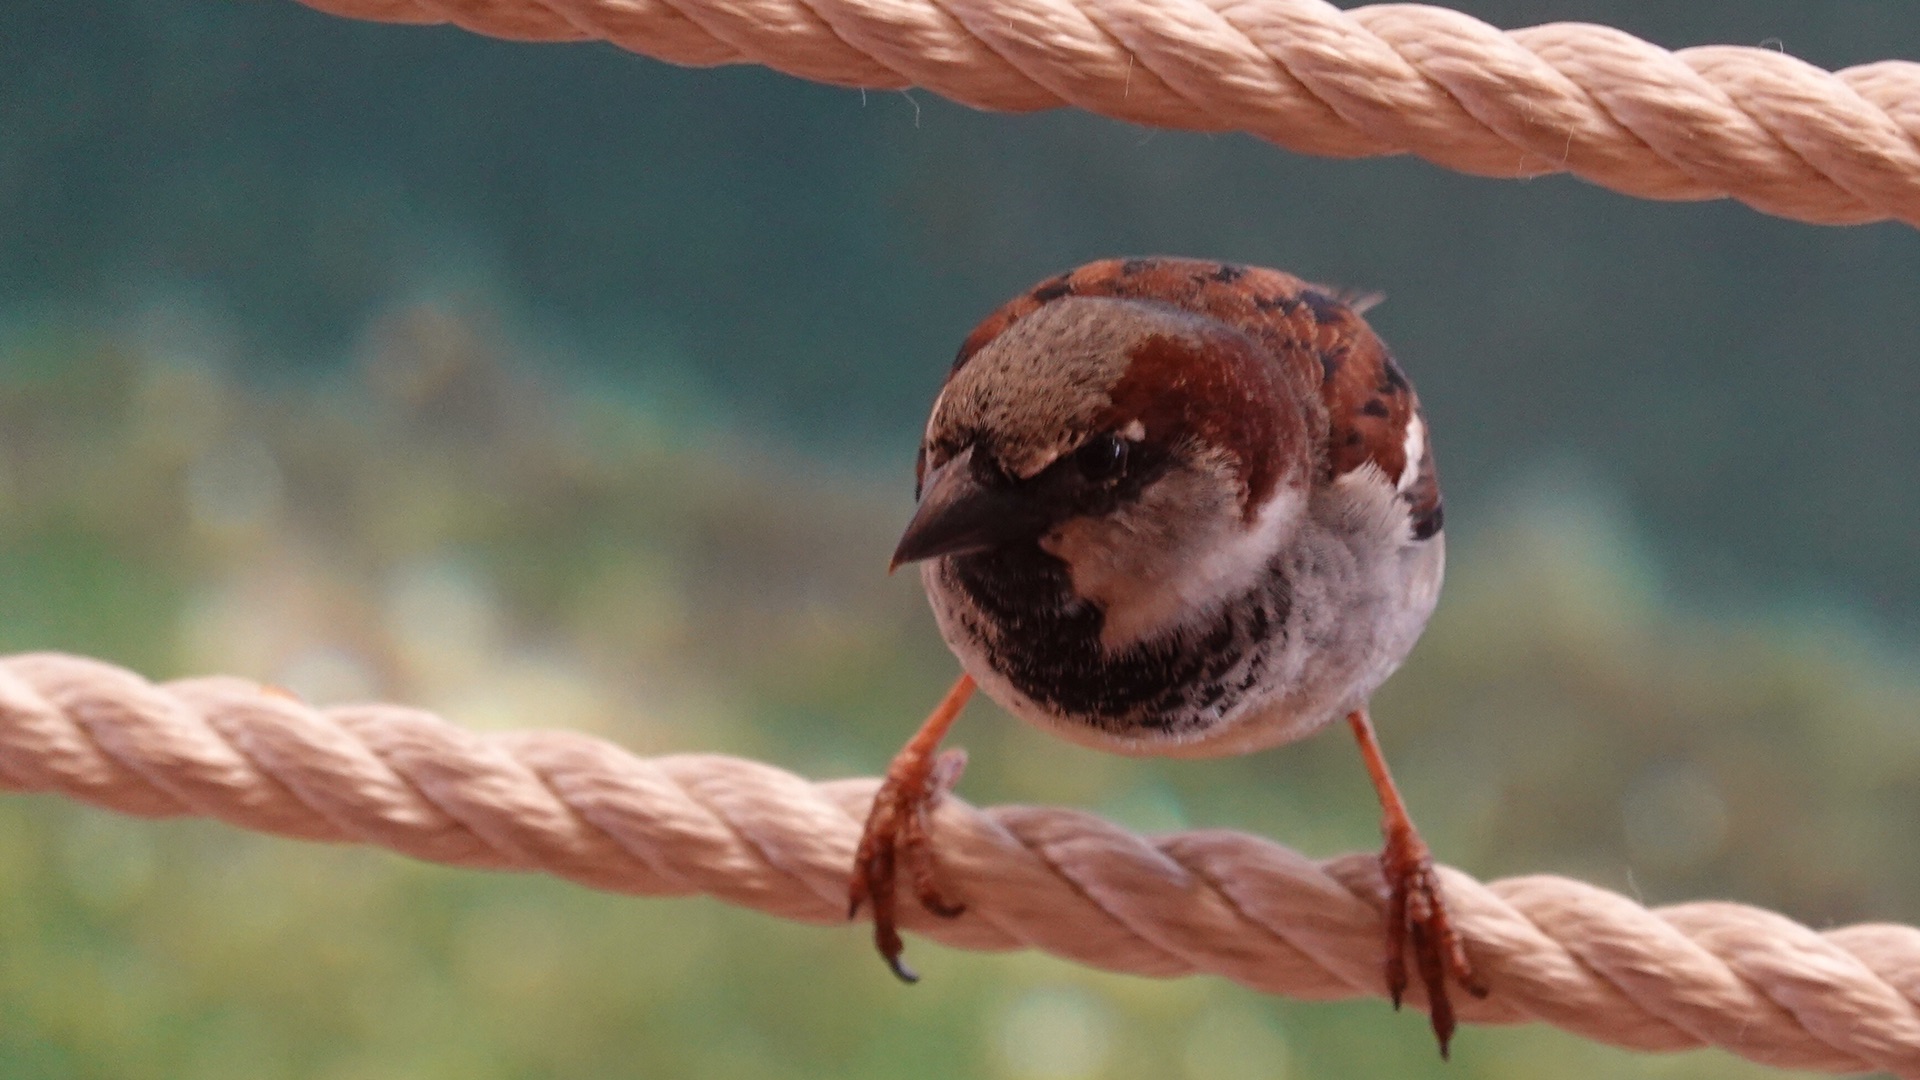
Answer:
[
  {"xmin": 0, "ymin": 313, "xmax": 1913, "ymax": 1079},
  {"xmin": 2, "ymin": 0, "xmax": 1919, "ymax": 1076}
]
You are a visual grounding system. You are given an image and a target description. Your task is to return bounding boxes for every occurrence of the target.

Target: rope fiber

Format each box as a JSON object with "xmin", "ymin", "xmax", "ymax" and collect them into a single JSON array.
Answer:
[
  {"xmin": 290, "ymin": 0, "xmax": 1920, "ymax": 227},
  {"xmin": 3, "ymin": 651, "xmax": 1918, "ymax": 1074}
]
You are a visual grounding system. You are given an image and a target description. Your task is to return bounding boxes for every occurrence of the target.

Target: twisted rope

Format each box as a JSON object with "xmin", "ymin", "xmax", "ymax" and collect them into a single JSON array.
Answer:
[
  {"xmin": 2, "ymin": 651, "xmax": 1917, "ymax": 1073},
  {"xmin": 290, "ymin": 0, "xmax": 1920, "ymax": 227}
]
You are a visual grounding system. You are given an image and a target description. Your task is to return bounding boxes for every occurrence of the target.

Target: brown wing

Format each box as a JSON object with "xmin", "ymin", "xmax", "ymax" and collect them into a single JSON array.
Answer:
[{"xmin": 951, "ymin": 257, "xmax": 1443, "ymax": 538}]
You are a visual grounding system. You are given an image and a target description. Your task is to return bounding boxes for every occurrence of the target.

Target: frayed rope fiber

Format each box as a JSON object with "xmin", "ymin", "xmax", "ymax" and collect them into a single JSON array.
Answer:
[{"xmin": 3, "ymin": 651, "xmax": 1918, "ymax": 1074}]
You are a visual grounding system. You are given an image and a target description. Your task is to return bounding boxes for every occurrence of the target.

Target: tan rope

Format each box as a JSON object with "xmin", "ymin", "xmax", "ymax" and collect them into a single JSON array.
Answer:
[
  {"xmin": 3, "ymin": 650, "xmax": 1917, "ymax": 1073},
  {"xmin": 289, "ymin": 0, "xmax": 1920, "ymax": 227}
]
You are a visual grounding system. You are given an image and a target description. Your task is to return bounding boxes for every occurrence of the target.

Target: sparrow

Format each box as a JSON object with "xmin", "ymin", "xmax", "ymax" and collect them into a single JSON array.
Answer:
[{"xmin": 848, "ymin": 257, "xmax": 1485, "ymax": 1055}]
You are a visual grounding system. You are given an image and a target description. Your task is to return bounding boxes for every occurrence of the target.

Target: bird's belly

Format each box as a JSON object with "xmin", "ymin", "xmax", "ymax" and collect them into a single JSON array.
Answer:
[{"xmin": 924, "ymin": 527, "xmax": 1443, "ymax": 759}]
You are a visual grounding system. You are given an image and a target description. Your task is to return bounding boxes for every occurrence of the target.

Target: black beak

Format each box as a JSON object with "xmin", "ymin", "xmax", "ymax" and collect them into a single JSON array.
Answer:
[{"xmin": 890, "ymin": 447, "xmax": 1053, "ymax": 571}]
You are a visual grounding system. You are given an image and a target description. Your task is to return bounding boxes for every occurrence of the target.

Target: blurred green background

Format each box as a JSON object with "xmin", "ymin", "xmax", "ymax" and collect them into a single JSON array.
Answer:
[{"xmin": 2, "ymin": 1, "xmax": 1918, "ymax": 1077}]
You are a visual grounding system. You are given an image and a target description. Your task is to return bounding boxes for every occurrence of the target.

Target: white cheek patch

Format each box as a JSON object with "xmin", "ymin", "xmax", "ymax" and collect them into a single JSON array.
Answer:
[
  {"xmin": 1054, "ymin": 470, "xmax": 1307, "ymax": 652},
  {"xmin": 1187, "ymin": 482, "xmax": 1306, "ymax": 610},
  {"xmin": 1396, "ymin": 412, "xmax": 1425, "ymax": 494}
]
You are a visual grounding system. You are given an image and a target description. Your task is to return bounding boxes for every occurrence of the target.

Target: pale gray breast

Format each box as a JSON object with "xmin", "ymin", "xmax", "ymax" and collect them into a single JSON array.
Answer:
[{"xmin": 922, "ymin": 478, "xmax": 1443, "ymax": 760}]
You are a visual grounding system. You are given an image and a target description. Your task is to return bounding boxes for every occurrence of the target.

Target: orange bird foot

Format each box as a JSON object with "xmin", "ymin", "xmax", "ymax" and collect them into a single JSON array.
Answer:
[
  {"xmin": 1348, "ymin": 708, "xmax": 1488, "ymax": 1058},
  {"xmin": 848, "ymin": 674, "xmax": 975, "ymax": 982}
]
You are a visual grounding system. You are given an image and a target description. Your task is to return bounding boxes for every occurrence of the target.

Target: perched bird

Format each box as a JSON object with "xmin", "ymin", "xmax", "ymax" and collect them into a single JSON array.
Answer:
[{"xmin": 849, "ymin": 257, "xmax": 1484, "ymax": 1054}]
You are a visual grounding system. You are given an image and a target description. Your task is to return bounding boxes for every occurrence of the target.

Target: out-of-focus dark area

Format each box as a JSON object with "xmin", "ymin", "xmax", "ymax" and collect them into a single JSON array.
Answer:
[{"xmin": 0, "ymin": 1, "xmax": 1916, "ymax": 1077}]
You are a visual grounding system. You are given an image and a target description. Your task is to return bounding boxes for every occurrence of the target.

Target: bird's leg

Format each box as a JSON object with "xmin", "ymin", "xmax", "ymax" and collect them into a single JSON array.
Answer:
[
  {"xmin": 1346, "ymin": 707, "xmax": 1487, "ymax": 1058},
  {"xmin": 848, "ymin": 673, "xmax": 976, "ymax": 982}
]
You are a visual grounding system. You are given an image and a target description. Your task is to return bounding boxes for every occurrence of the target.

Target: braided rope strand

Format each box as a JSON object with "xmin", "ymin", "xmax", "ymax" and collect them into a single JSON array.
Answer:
[
  {"xmin": 290, "ymin": 0, "xmax": 1920, "ymax": 226},
  {"xmin": 3, "ymin": 651, "xmax": 1917, "ymax": 1074}
]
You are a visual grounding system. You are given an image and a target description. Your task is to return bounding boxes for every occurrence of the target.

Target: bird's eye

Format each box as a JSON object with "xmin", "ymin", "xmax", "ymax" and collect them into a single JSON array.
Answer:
[{"xmin": 1073, "ymin": 433, "xmax": 1130, "ymax": 483}]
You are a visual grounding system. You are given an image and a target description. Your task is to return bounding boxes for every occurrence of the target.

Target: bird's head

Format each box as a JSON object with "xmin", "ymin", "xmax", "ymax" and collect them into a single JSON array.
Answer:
[{"xmin": 893, "ymin": 295, "xmax": 1317, "ymax": 648}]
